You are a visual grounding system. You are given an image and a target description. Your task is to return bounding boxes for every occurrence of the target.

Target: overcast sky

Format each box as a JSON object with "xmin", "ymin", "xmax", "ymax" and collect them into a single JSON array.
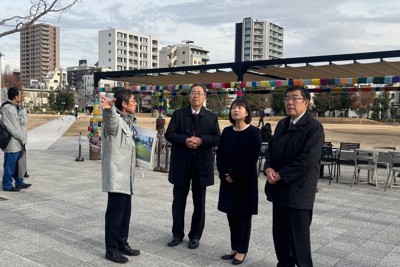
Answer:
[{"xmin": 1, "ymin": 0, "xmax": 400, "ymax": 71}]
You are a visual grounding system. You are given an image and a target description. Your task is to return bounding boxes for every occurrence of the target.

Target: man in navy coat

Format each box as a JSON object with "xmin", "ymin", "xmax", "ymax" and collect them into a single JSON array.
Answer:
[
  {"xmin": 165, "ymin": 83, "xmax": 220, "ymax": 249},
  {"xmin": 264, "ymin": 86, "xmax": 324, "ymax": 267}
]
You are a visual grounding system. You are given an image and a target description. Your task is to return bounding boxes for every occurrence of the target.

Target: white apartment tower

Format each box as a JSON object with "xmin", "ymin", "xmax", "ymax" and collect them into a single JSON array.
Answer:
[
  {"xmin": 159, "ymin": 41, "xmax": 210, "ymax": 68},
  {"xmin": 235, "ymin": 17, "xmax": 284, "ymax": 61},
  {"xmin": 20, "ymin": 23, "xmax": 60, "ymax": 87},
  {"xmin": 98, "ymin": 28, "xmax": 159, "ymax": 71}
]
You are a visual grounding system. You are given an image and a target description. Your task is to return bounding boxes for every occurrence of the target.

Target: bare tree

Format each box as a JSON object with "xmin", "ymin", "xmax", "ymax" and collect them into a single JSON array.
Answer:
[
  {"xmin": 206, "ymin": 93, "xmax": 230, "ymax": 117},
  {"xmin": 0, "ymin": 0, "xmax": 81, "ymax": 38}
]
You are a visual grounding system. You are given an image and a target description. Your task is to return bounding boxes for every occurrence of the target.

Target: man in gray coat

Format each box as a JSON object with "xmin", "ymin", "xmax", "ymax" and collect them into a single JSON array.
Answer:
[
  {"xmin": 100, "ymin": 89, "xmax": 139, "ymax": 264},
  {"xmin": 1, "ymin": 87, "xmax": 31, "ymax": 192}
]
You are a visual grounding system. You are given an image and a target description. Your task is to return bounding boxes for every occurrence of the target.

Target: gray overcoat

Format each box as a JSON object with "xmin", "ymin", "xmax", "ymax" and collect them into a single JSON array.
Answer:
[
  {"xmin": 102, "ymin": 106, "xmax": 136, "ymax": 195},
  {"xmin": 0, "ymin": 101, "xmax": 27, "ymax": 153}
]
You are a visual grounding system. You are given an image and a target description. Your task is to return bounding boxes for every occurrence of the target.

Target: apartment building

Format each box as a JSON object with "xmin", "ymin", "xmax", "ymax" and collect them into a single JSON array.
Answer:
[
  {"xmin": 235, "ymin": 17, "xmax": 284, "ymax": 61},
  {"xmin": 159, "ymin": 41, "xmax": 210, "ymax": 68},
  {"xmin": 67, "ymin": 60, "xmax": 112, "ymax": 110},
  {"xmin": 98, "ymin": 28, "xmax": 159, "ymax": 71},
  {"xmin": 20, "ymin": 23, "xmax": 60, "ymax": 87}
]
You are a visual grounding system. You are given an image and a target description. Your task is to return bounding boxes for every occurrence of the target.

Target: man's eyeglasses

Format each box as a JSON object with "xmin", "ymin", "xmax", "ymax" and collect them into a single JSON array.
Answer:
[
  {"xmin": 128, "ymin": 99, "xmax": 137, "ymax": 104},
  {"xmin": 283, "ymin": 97, "xmax": 307, "ymax": 103},
  {"xmin": 190, "ymin": 92, "xmax": 205, "ymax": 96}
]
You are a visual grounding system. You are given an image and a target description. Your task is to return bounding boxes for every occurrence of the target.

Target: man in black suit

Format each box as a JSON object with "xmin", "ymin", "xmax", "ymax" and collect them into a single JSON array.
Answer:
[
  {"xmin": 264, "ymin": 86, "xmax": 324, "ymax": 267},
  {"xmin": 165, "ymin": 83, "xmax": 220, "ymax": 249}
]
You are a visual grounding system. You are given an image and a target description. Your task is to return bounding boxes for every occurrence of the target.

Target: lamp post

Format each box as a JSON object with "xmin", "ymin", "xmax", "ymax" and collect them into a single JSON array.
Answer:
[{"xmin": 0, "ymin": 52, "xmax": 4, "ymax": 104}]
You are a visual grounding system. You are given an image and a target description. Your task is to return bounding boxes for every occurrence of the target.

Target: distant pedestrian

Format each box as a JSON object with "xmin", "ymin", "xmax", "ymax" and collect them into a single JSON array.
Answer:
[
  {"xmin": 1, "ymin": 87, "xmax": 31, "ymax": 192},
  {"xmin": 261, "ymin": 123, "xmax": 272, "ymax": 143},
  {"xmin": 257, "ymin": 107, "xmax": 265, "ymax": 127},
  {"xmin": 100, "ymin": 90, "xmax": 140, "ymax": 264},
  {"xmin": 74, "ymin": 108, "xmax": 78, "ymax": 120},
  {"xmin": 19, "ymin": 103, "xmax": 29, "ymax": 178}
]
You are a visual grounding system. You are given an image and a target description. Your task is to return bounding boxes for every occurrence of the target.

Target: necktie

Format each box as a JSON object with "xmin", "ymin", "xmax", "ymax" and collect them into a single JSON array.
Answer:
[
  {"xmin": 192, "ymin": 113, "xmax": 199, "ymax": 136},
  {"xmin": 288, "ymin": 121, "xmax": 294, "ymax": 130}
]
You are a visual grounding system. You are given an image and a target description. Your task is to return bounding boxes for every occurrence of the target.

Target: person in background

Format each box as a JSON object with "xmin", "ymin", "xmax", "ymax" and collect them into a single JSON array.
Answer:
[
  {"xmin": 264, "ymin": 86, "xmax": 324, "ymax": 267},
  {"xmin": 165, "ymin": 83, "xmax": 220, "ymax": 249},
  {"xmin": 19, "ymin": 100, "xmax": 29, "ymax": 178},
  {"xmin": 1, "ymin": 87, "xmax": 31, "ymax": 192},
  {"xmin": 257, "ymin": 107, "xmax": 265, "ymax": 128},
  {"xmin": 100, "ymin": 89, "xmax": 140, "ymax": 264},
  {"xmin": 217, "ymin": 99, "xmax": 261, "ymax": 265},
  {"xmin": 74, "ymin": 107, "xmax": 78, "ymax": 120},
  {"xmin": 260, "ymin": 122, "xmax": 272, "ymax": 143}
]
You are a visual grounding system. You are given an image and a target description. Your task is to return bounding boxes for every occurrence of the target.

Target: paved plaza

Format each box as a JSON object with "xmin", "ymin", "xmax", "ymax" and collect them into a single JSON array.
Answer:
[{"xmin": 0, "ymin": 116, "xmax": 400, "ymax": 266}]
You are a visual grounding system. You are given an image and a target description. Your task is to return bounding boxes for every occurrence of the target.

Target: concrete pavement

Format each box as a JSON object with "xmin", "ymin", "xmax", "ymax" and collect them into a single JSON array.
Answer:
[{"xmin": 0, "ymin": 117, "xmax": 400, "ymax": 266}]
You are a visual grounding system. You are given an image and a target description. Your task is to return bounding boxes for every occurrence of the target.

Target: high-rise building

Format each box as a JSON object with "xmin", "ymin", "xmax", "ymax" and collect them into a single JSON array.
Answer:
[
  {"xmin": 20, "ymin": 23, "xmax": 60, "ymax": 87},
  {"xmin": 98, "ymin": 28, "xmax": 159, "ymax": 71},
  {"xmin": 159, "ymin": 41, "xmax": 210, "ymax": 68},
  {"xmin": 235, "ymin": 17, "xmax": 284, "ymax": 62},
  {"xmin": 67, "ymin": 60, "xmax": 112, "ymax": 110}
]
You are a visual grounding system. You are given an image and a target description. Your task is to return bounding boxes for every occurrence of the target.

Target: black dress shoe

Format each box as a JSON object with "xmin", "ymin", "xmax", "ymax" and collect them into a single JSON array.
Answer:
[
  {"xmin": 105, "ymin": 251, "xmax": 128, "ymax": 264},
  {"xmin": 16, "ymin": 184, "xmax": 31, "ymax": 189},
  {"xmin": 188, "ymin": 239, "xmax": 199, "ymax": 249},
  {"xmin": 167, "ymin": 237, "xmax": 183, "ymax": 247},
  {"xmin": 3, "ymin": 187, "xmax": 20, "ymax": 192},
  {"xmin": 24, "ymin": 173, "xmax": 30, "ymax": 178},
  {"xmin": 232, "ymin": 254, "xmax": 246, "ymax": 265},
  {"xmin": 221, "ymin": 253, "xmax": 236, "ymax": 260},
  {"xmin": 119, "ymin": 245, "xmax": 140, "ymax": 256}
]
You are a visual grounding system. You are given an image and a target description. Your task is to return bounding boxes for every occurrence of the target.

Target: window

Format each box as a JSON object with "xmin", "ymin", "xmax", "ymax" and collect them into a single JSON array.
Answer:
[{"xmin": 109, "ymin": 42, "xmax": 111, "ymax": 45}]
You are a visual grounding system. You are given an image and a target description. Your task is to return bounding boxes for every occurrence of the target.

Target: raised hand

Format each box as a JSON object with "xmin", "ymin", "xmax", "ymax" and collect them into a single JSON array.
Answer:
[{"xmin": 100, "ymin": 95, "xmax": 116, "ymax": 110}]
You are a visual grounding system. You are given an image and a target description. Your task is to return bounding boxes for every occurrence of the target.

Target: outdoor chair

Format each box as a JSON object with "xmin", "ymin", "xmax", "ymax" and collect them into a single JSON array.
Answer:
[
  {"xmin": 352, "ymin": 149, "xmax": 379, "ymax": 189},
  {"xmin": 385, "ymin": 151, "xmax": 400, "ymax": 191},
  {"xmin": 373, "ymin": 146, "xmax": 396, "ymax": 179},
  {"xmin": 336, "ymin": 142, "xmax": 360, "ymax": 182},
  {"xmin": 320, "ymin": 144, "xmax": 335, "ymax": 185}
]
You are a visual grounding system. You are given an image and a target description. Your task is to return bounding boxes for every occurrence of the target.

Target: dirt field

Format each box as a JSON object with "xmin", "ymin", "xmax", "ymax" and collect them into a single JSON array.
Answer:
[{"xmin": 27, "ymin": 113, "xmax": 400, "ymax": 150}]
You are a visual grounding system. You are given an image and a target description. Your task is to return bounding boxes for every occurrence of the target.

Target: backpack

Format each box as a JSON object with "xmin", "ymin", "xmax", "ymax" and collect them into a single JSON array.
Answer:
[
  {"xmin": 0, "ymin": 122, "xmax": 11, "ymax": 149},
  {"xmin": 0, "ymin": 102, "xmax": 12, "ymax": 149}
]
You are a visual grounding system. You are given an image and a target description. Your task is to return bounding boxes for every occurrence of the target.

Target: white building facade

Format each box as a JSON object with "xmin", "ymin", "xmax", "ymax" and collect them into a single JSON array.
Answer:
[
  {"xmin": 98, "ymin": 28, "xmax": 159, "ymax": 71},
  {"xmin": 237, "ymin": 17, "xmax": 284, "ymax": 61},
  {"xmin": 159, "ymin": 41, "xmax": 210, "ymax": 68}
]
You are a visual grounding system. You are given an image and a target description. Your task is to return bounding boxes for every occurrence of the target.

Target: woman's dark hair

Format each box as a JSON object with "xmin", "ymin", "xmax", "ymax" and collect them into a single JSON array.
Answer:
[
  {"xmin": 7, "ymin": 87, "xmax": 20, "ymax": 101},
  {"xmin": 228, "ymin": 99, "xmax": 252, "ymax": 124},
  {"xmin": 114, "ymin": 89, "xmax": 133, "ymax": 111}
]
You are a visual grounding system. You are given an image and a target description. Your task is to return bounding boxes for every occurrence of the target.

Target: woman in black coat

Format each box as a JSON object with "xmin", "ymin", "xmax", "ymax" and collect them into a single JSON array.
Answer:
[{"xmin": 216, "ymin": 99, "xmax": 261, "ymax": 265}]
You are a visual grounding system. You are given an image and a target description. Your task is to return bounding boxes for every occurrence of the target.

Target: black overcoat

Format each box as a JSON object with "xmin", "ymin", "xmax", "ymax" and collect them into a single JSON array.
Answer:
[
  {"xmin": 165, "ymin": 106, "xmax": 220, "ymax": 187},
  {"xmin": 217, "ymin": 125, "xmax": 261, "ymax": 215},
  {"xmin": 264, "ymin": 111, "xmax": 324, "ymax": 210}
]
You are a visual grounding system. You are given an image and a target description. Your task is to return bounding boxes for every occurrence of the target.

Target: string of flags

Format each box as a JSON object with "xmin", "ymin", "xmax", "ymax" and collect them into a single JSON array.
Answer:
[{"xmin": 98, "ymin": 75, "xmax": 400, "ymax": 96}]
